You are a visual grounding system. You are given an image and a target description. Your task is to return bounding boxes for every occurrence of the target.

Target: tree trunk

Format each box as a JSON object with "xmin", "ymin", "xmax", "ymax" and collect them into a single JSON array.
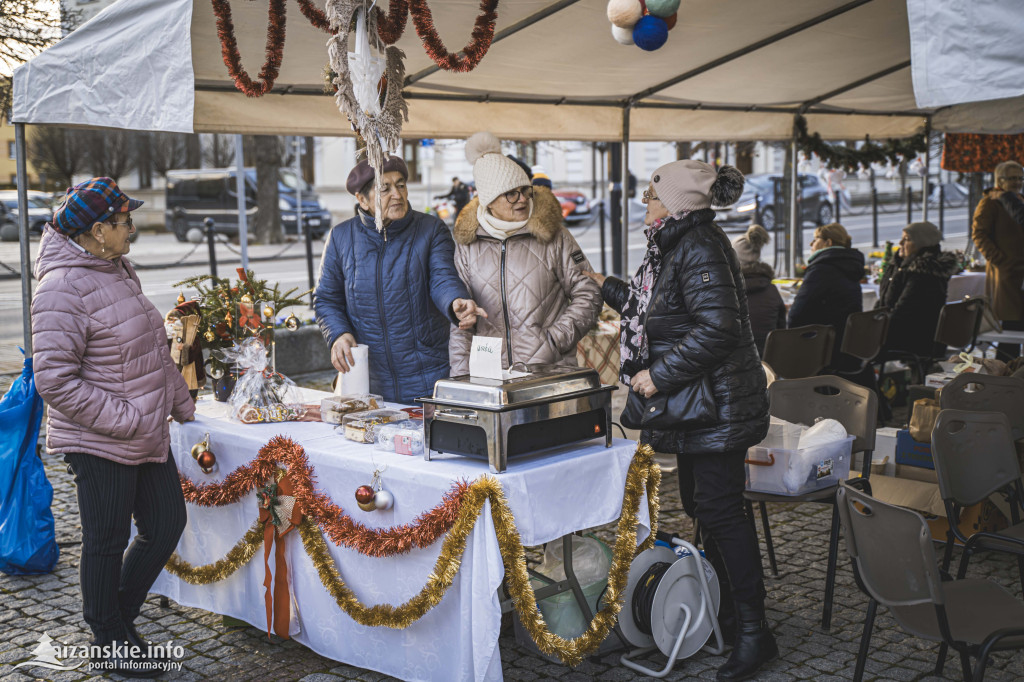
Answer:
[
  {"xmin": 735, "ymin": 141, "xmax": 756, "ymax": 175},
  {"xmin": 252, "ymin": 135, "xmax": 283, "ymax": 244},
  {"xmin": 675, "ymin": 141, "xmax": 691, "ymax": 161},
  {"xmin": 185, "ymin": 134, "xmax": 201, "ymax": 168}
]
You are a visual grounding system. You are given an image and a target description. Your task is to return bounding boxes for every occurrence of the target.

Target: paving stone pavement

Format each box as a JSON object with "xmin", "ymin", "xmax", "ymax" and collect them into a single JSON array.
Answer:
[{"xmin": 1, "ymin": 378, "xmax": 1022, "ymax": 680}]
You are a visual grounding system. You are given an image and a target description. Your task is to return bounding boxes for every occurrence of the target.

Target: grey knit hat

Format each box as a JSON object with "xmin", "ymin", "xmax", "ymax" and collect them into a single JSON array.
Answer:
[
  {"xmin": 650, "ymin": 160, "xmax": 745, "ymax": 214},
  {"xmin": 903, "ymin": 221, "xmax": 942, "ymax": 249}
]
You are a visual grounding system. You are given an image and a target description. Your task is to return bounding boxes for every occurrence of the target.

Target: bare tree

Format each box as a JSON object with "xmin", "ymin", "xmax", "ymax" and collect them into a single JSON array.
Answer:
[
  {"xmin": 84, "ymin": 129, "xmax": 139, "ymax": 181},
  {"xmin": 0, "ymin": 2, "xmax": 80, "ymax": 114},
  {"xmin": 248, "ymin": 135, "xmax": 284, "ymax": 244},
  {"xmin": 28, "ymin": 126, "xmax": 88, "ymax": 188},
  {"xmin": 734, "ymin": 141, "xmax": 756, "ymax": 175},
  {"xmin": 150, "ymin": 132, "xmax": 189, "ymax": 176},
  {"xmin": 203, "ymin": 133, "xmax": 235, "ymax": 168}
]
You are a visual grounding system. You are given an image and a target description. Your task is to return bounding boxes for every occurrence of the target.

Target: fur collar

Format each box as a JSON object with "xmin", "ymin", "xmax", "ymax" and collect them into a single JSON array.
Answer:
[
  {"xmin": 903, "ymin": 247, "xmax": 960, "ymax": 279},
  {"xmin": 453, "ymin": 186, "xmax": 564, "ymax": 244}
]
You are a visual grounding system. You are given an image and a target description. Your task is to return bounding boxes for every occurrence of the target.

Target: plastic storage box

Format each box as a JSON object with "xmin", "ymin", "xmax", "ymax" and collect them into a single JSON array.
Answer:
[
  {"xmin": 745, "ymin": 424, "xmax": 855, "ymax": 495},
  {"xmin": 340, "ymin": 409, "xmax": 405, "ymax": 443},
  {"xmin": 320, "ymin": 394, "xmax": 382, "ymax": 424},
  {"xmin": 374, "ymin": 420, "xmax": 425, "ymax": 455}
]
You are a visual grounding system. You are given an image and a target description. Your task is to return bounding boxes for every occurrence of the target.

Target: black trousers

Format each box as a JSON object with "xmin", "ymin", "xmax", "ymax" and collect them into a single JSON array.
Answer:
[
  {"xmin": 676, "ymin": 449, "xmax": 765, "ymax": 604},
  {"xmin": 64, "ymin": 452, "xmax": 187, "ymax": 644}
]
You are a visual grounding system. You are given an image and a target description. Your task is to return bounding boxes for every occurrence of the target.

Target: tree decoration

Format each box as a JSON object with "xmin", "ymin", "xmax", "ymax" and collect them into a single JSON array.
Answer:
[
  {"xmin": 795, "ymin": 115, "xmax": 928, "ymax": 172},
  {"xmin": 632, "ymin": 15, "xmax": 668, "ymax": 51},
  {"xmin": 611, "ymin": 24, "xmax": 634, "ymax": 45},
  {"xmin": 607, "ymin": 0, "xmax": 643, "ymax": 28},
  {"xmin": 327, "ymin": 0, "xmax": 410, "ymax": 233},
  {"xmin": 645, "ymin": 0, "xmax": 679, "ymax": 16},
  {"xmin": 409, "ymin": 0, "xmax": 500, "ymax": 71},
  {"xmin": 174, "ymin": 268, "xmax": 307, "ymax": 378},
  {"xmin": 190, "ymin": 433, "xmax": 218, "ymax": 475},
  {"xmin": 210, "ymin": 0, "xmax": 287, "ymax": 97}
]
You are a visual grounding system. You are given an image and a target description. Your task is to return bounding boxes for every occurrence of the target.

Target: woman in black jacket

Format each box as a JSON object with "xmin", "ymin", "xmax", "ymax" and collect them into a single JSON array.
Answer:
[
  {"xmin": 788, "ymin": 222, "xmax": 864, "ymax": 367},
  {"xmin": 877, "ymin": 221, "xmax": 959, "ymax": 356},
  {"xmin": 586, "ymin": 161, "xmax": 773, "ymax": 682}
]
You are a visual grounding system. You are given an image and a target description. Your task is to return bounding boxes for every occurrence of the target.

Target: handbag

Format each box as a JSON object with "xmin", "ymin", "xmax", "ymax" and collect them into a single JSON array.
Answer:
[
  {"xmin": 908, "ymin": 397, "xmax": 941, "ymax": 443},
  {"xmin": 620, "ymin": 375, "xmax": 717, "ymax": 430}
]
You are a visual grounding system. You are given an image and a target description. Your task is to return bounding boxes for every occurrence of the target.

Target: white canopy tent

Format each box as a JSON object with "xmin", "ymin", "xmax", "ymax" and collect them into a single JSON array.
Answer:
[{"xmin": 11, "ymin": 0, "xmax": 1024, "ymax": 351}]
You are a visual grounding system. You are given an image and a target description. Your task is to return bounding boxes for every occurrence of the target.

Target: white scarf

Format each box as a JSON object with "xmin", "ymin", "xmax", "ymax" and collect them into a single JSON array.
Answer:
[{"xmin": 476, "ymin": 200, "xmax": 533, "ymax": 240}]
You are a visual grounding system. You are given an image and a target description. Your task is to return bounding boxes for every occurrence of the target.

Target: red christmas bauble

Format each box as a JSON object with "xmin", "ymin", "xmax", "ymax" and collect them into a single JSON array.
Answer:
[
  {"xmin": 355, "ymin": 485, "xmax": 376, "ymax": 505},
  {"xmin": 665, "ymin": 12, "xmax": 677, "ymax": 30},
  {"xmin": 197, "ymin": 450, "xmax": 216, "ymax": 469}
]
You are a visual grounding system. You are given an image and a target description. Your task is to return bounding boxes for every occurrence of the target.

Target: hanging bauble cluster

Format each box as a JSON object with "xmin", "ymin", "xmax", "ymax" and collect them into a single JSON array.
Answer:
[{"xmin": 607, "ymin": 0, "xmax": 679, "ymax": 51}]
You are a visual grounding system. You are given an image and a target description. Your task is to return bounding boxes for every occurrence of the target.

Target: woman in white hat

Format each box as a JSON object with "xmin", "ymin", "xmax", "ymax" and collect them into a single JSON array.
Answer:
[
  {"xmin": 586, "ymin": 160, "xmax": 775, "ymax": 682},
  {"xmin": 448, "ymin": 132, "xmax": 602, "ymax": 374}
]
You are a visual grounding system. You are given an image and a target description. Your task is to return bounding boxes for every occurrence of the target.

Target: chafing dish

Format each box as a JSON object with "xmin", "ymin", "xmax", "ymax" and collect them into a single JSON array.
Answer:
[{"xmin": 417, "ymin": 366, "xmax": 616, "ymax": 473}]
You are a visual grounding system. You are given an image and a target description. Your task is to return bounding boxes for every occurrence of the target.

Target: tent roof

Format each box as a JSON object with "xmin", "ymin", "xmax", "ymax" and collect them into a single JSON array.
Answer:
[{"xmin": 12, "ymin": 0, "xmax": 1024, "ymax": 140}]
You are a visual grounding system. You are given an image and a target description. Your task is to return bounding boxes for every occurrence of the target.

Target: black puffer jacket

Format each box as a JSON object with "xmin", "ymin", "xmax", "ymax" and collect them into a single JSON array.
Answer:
[
  {"xmin": 787, "ymin": 246, "xmax": 865, "ymax": 363},
  {"xmin": 876, "ymin": 246, "xmax": 960, "ymax": 356},
  {"xmin": 741, "ymin": 262, "xmax": 786, "ymax": 356},
  {"xmin": 602, "ymin": 209, "xmax": 769, "ymax": 455}
]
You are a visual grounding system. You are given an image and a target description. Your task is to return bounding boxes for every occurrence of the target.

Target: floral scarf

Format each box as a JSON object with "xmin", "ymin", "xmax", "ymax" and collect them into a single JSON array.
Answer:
[{"xmin": 619, "ymin": 212, "xmax": 688, "ymax": 385}]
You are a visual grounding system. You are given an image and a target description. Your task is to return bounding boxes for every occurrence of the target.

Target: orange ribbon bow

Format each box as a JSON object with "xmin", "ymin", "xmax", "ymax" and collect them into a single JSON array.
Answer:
[{"xmin": 257, "ymin": 473, "xmax": 303, "ymax": 639}]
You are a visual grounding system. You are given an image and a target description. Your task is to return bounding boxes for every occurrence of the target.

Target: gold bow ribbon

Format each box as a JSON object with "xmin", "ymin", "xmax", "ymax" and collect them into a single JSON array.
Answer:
[
  {"xmin": 954, "ymin": 351, "xmax": 979, "ymax": 374},
  {"xmin": 257, "ymin": 471, "xmax": 303, "ymax": 639}
]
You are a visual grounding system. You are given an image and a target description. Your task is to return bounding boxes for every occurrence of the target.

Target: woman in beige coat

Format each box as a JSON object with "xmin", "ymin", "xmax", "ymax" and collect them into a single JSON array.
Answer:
[{"xmin": 449, "ymin": 132, "xmax": 602, "ymax": 375}]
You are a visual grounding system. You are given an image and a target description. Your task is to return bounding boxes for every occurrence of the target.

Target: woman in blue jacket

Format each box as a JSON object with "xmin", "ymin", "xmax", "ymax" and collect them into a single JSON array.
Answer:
[{"xmin": 314, "ymin": 157, "xmax": 484, "ymax": 403}]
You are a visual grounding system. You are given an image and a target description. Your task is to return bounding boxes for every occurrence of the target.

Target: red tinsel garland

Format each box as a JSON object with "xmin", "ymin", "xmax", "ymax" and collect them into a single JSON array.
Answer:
[
  {"xmin": 410, "ymin": 0, "xmax": 498, "ymax": 72},
  {"xmin": 210, "ymin": 0, "xmax": 287, "ymax": 98},
  {"xmin": 180, "ymin": 435, "xmax": 470, "ymax": 558},
  {"xmin": 374, "ymin": 0, "xmax": 410, "ymax": 45},
  {"xmin": 295, "ymin": 0, "xmax": 334, "ymax": 34}
]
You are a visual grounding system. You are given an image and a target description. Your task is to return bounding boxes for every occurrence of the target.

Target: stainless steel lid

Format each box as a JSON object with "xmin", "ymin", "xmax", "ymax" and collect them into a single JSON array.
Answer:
[{"xmin": 430, "ymin": 365, "xmax": 603, "ymax": 407}]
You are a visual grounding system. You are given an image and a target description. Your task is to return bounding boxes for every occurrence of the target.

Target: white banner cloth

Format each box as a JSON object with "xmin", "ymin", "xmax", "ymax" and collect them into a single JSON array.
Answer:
[{"xmin": 151, "ymin": 394, "xmax": 647, "ymax": 681}]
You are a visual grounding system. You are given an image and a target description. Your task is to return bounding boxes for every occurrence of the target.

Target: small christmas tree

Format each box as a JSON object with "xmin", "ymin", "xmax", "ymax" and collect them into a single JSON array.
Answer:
[
  {"xmin": 878, "ymin": 240, "xmax": 894, "ymax": 282},
  {"xmin": 174, "ymin": 268, "xmax": 308, "ymax": 376}
]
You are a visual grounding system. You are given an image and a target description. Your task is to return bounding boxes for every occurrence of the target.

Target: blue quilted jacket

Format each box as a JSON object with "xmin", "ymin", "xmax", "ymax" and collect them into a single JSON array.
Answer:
[{"xmin": 314, "ymin": 209, "xmax": 469, "ymax": 403}]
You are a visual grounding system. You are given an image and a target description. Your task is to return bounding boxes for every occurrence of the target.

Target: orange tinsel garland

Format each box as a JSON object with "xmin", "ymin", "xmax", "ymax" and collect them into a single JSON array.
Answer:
[
  {"xmin": 409, "ymin": 0, "xmax": 498, "ymax": 72},
  {"xmin": 180, "ymin": 435, "xmax": 469, "ymax": 558},
  {"xmin": 210, "ymin": 0, "xmax": 287, "ymax": 98}
]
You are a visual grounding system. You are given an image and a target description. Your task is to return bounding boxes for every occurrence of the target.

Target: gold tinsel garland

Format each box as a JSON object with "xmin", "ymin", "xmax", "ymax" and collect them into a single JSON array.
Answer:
[
  {"xmin": 164, "ymin": 444, "xmax": 659, "ymax": 666},
  {"xmin": 165, "ymin": 521, "xmax": 265, "ymax": 584}
]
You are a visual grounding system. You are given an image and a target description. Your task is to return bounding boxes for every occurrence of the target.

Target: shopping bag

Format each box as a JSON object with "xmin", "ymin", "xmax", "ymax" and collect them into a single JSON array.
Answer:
[
  {"xmin": 0, "ymin": 354, "xmax": 59, "ymax": 574},
  {"xmin": 908, "ymin": 397, "xmax": 941, "ymax": 444}
]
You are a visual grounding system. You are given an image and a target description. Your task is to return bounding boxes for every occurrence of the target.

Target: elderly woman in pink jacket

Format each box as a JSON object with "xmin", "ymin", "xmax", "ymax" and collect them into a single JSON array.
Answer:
[
  {"xmin": 449, "ymin": 133, "xmax": 602, "ymax": 374},
  {"xmin": 31, "ymin": 178, "xmax": 194, "ymax": 677}
]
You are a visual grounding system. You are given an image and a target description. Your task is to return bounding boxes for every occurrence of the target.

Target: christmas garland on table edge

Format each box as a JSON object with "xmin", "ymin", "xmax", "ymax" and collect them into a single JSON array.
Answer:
[
  {"xmin": 795, "ymin": 114, "xmax": 928, "ymax": 172},
  {"xmin": 166, "ymin": 438, "xmax": 660, "ymax": 666},
  {"xmin": 213, "ymin": 0, "xmax": 499, "ymax": 97}
]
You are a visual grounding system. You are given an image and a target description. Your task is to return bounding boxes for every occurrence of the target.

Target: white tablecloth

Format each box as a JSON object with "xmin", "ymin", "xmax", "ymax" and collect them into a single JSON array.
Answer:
[{"xmin": 151, "ymin": 395, "xmax": 648, "ymax": 682}]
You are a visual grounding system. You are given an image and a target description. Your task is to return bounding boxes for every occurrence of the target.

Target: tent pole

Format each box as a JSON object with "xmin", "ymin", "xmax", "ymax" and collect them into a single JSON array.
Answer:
[
  {"xmin": 234, "ymin": 134, "xmax": 249, "ymax": 270},
  {"xmin": 16, "ymin": 123, "xmax": 32, "ymax": 356},
  {"xmin": 622, "ymin": 106, "xmax": 631, "ymax": 277},
  {"xmin": 922, "ymin": 118, "xmax": 931, "ymax": 222},
  {"xmin": 788, "ymin": 135, "xmax": 799, "ymax": 278}
]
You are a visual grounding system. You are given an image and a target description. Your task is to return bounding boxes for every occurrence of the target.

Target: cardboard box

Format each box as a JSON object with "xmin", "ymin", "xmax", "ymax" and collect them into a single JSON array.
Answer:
[
  {"xmin": 895, "ymin": 429, "xmax": 934, "ymax": 470},
  {"xmin": 925, "ymin": 372, "xmax": 958, "ymax": 388},
  {"xmin": 895, "ymin": 464, "xmax": 938, "ymax": 484}
]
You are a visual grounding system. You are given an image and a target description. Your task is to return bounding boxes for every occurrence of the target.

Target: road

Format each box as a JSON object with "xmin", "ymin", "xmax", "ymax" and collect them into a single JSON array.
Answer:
[{"xmin": 0, "ymin": 202, "xmax": 972, "ymax": 375}]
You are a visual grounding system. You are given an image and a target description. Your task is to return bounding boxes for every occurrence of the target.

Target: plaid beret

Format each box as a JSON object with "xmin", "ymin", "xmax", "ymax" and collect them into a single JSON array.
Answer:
[
  {"xmin": 345, "ymin": 156, "xmax": 409, "ymax": 195},
  {"xmin": 52, "ymin": 177, "xmax": 144, "ymax": 238}
]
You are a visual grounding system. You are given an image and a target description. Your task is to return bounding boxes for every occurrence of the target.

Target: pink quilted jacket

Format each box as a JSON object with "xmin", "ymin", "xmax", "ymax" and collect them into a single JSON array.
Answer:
[{"xmin": 31, "ymin": 226, "xmax": 194, "ymax": 464}]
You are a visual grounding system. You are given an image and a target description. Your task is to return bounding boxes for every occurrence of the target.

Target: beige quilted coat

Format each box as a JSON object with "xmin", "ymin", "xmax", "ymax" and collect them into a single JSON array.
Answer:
[{"xmin": 449, "ymin": 188, "xmax": 602, "ymax": 375}]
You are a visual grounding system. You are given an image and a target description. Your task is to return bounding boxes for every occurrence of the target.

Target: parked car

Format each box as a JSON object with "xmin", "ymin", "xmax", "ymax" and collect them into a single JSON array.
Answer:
[
  {"xmin": 714, "ymin": 173, "xmax": 834, "ymax": 230},
  {"xmin": 0, "ymin": 190, "xmax": 56, "ymax": 242},
  {"xmin": 552, "ymin": 190, "xmax": 595, "ymax": 226},
  {"xmin": 165, "ymin": 168, "xmax": 332, "ymax": 242}
]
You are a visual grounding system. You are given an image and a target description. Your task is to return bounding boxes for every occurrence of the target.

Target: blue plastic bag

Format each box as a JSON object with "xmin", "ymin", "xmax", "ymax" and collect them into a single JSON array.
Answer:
[{"xmin": 0, "ymin": 354, "xmax": 59, "ymax": 574}]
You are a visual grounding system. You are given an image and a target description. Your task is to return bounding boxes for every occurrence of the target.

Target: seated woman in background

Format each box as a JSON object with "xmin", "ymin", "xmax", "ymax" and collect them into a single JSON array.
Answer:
[
  {"xmin": 876, "ymin": 221, "xmax": 959, "ymax": 357},
  {"xmin": 732, "ymin": 224, "xmax": 785, "ymax": 356},
  {"xmin": 787, "ymin": 222, "xmax": 864, "ymax": 367}
]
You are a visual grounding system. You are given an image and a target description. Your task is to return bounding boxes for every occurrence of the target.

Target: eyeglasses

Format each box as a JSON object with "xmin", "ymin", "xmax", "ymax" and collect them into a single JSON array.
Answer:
[
  {"xmin": 503, "ymin": 187, "xmax": 533, "ymax": 204},
  {"xmin": 109, "ymin": 215, "xmax": 133, "ymax": 228},
  {"xmin": 642, "ymin": 188, "xmax": 659, "ymax": 204},
  {"xmin": 1001, "ymin": 175, "xmax": 1024, "ymax": 182}
]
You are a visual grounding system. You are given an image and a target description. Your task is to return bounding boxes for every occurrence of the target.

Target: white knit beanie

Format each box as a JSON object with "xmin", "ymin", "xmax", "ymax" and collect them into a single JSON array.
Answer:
[{"xmin": 465, "ymin": 132, "xmax": 531, "ymax": 208}]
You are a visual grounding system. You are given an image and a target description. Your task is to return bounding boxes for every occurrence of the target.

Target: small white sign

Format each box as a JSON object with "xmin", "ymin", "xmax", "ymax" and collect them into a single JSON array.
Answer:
[{"xmin": 469, "ymin": 336, "xmax": 504, "ymax": 380}]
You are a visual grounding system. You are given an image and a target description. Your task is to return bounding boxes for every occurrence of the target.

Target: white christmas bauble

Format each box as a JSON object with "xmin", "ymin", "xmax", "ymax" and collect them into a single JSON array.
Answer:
[
  {"xmin": 373, "ymin": 489, "xmax": 394, "ymax": 511},
  {"xmin": 611, "ymin": 24, "xmax": 635, "ymax": 45},
  {"xmin": 607, "ymin": 0, "xmax": 643, "ymax": 28}
]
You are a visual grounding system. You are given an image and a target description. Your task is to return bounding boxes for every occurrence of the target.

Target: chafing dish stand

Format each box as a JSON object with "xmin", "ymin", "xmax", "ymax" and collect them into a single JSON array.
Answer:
[{"xmin": 418, "ymin": 366, "xmax": 616, "ymax": 473}]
